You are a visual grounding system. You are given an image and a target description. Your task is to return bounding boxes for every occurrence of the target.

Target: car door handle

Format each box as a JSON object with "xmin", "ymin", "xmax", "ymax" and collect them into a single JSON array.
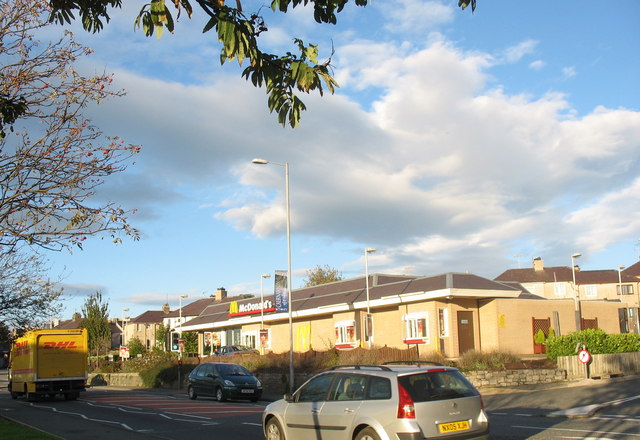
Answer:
[
  {"xmin": 311, "ymin": 409, "xmax": 320, "ymax": 414},
  {"xmin": 343, "ymin": 408, "xmax": 355, "ymax": 413}
]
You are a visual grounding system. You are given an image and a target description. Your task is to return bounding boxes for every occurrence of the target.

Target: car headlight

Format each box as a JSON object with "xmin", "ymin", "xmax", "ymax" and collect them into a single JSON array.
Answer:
[
  {"xmin": 224, "ymin": 380, "xmax": 235, "ymax": 386},
  {"xmin": 256, "ymin": 379, "xmax": 262, "ymax": 388}
]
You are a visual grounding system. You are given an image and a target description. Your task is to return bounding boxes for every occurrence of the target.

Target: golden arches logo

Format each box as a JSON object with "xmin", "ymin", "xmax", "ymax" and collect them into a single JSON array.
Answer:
[{"xmin": 229, "ymin": 301, "xmax": 239, "ymax": 314}]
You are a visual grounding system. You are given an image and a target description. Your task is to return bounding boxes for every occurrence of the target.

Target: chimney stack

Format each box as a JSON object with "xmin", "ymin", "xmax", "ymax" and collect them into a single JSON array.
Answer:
[
  {"xmin": 533, "ymin": 257, "xmax": 544, "ymax": 272},
  {"xmin": 162, "ymin": 303, "xmax": 170, "ymax": 315},
  {"xmin": 215, "ymin": 287, "xmax": 227, "ymax": 301}
]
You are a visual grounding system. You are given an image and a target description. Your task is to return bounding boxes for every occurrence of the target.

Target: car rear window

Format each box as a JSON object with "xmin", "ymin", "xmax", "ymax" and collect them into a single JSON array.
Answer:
[{"xmin": 398, "ymin": 370, "xmax": 479, "ymax": 402}]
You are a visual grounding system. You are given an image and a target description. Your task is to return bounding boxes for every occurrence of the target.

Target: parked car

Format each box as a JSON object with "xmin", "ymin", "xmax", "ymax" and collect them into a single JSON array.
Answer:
[
  {"xmin": 217, "ymin": 345, "xmax": 260, "ymax": 356},
  {"xmin": 262, "ymin": 362, "xmax": 489, "ymax": 440},
  {"xmin": 187, "ymin": 362, "xmax": 262, "ymax": 402}
]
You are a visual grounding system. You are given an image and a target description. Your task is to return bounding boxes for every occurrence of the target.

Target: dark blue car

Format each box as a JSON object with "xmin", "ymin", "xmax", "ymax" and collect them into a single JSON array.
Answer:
[{"xmin": 187, "ymin": 362, "xmax": 262, "ymax": 402}]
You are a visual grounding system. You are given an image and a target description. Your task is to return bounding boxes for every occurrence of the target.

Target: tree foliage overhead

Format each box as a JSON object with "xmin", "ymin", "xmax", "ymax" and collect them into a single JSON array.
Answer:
[
  {"xmin": 1, "ymin": 0, "xmax": 141, "ymax": 253},
  {"xmin": 46, "ymin": 0, "xmax": 476, "ymax": 128},
  {"xmin": 303, "ymin": 264, "xmax": 343, "ymax": 287}
]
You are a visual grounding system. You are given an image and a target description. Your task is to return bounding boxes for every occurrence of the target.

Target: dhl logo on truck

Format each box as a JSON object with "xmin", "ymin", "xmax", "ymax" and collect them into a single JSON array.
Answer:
[
  {"xmin": 42, "ymin": 341, "xmax": 82, "ymax": 349},
  {"xmin": 13, "ymin": 341, "xmax": 31, "ymax": 356}
]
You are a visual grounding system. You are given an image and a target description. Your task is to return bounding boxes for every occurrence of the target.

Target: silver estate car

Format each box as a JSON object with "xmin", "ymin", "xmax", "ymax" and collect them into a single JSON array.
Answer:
[{"xmin": 262, "ymin": 363, "xmax": 489, "ymax": 440}]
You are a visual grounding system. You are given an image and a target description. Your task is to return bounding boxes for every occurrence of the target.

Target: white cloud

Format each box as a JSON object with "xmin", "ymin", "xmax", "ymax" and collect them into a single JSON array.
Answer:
[
  {"xmin": 562, "ymin": 66, "xmax": 577, "ymax": 78},
  {"xmin": 501, "ymin": 39, "xmax": 538, "ymax": 64},
  {"xmin": 529, "ymin": 60, "xmax": 545, "ymax": 70},
  {"xmin": 382, "ymin": 0, "xmax": 455, "ymax": 34}
]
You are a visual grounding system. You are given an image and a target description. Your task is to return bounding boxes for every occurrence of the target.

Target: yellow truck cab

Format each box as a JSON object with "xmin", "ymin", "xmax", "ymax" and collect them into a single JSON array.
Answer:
[{"xmin": 9, "ymin": 328, "xmax": 88, "ymax": 401}]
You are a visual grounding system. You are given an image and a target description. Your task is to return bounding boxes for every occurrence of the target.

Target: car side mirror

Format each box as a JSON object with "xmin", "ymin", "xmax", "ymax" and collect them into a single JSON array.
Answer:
[{"xmin": 284, "ymin": 393, "xmax": 294, "ymax": 402}]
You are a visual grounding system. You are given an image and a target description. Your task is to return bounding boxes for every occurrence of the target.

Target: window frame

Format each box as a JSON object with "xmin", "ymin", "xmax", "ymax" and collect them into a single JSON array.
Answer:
[
  {"xmin": 402, "ymin": 312, "xmax": 429, "ymax": 345},
  {"xmin": 334, "ymin": 320, "xmax": 358, "ymax": 349}
]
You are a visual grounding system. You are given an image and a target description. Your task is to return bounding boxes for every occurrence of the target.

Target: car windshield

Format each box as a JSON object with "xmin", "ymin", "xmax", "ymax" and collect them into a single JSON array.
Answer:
[
  {"xmin": 398, "ymin": 370, "xmax": 479, "ymax": 402},
  {"xmin": 217, "ymin": 364, "xmax": 251, "ymax": 376}
]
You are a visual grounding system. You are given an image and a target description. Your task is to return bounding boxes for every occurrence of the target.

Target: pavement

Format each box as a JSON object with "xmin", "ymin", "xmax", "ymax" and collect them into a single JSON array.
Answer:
[{"xmin": 475, "ymin": 375, "xmax": 640, "ymax": 418}]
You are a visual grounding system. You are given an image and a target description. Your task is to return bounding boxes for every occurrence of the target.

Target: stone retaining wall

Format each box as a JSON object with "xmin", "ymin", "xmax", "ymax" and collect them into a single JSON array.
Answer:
[
  {"xmin": 90, "ymin": 368, "xmax": 567, "ymax": 394},
  {"xmin": 464, "ymin": 369, "xmax": 567, "ymax": 388}
]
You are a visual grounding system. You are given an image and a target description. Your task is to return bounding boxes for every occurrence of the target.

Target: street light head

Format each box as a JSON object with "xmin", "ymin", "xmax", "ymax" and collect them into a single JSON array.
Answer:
[
  {"xmin": 365, "ymin": 247, "xmax": 377, "ymax": 254},
  {"xmin": 123, "ymin": 307, "xmax": 129, "ymax": 311},
  {"xmin": 252, "ymin": 158, "xmax": 268, "ymax": 165},
  {"xmin": 180, "ymin": 294, "xmax": 188, "ymax": 299},
  {"xmin": 619, "ymin": 265, "xmax": 625, "ymax": 270},
  {"xmin": 571, "ymin": 253, "xmax": 581, "ymax": 258},
  {"xmin": 261, "ymin": 273, "xmax": 271, "ymax": 278}
]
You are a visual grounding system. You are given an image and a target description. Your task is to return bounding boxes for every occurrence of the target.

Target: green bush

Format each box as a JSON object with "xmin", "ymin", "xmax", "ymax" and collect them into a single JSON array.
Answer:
[
  {"xmin": 545, "ymin": 329, "xmax": 640, "ymax": 360},
  {"xmin": 128, "ymin": 337, "xmax": 147, "ymax": 357},
  {"xmin": 534, "ymin": 329, "xmax": 546, "ymax": 345}
]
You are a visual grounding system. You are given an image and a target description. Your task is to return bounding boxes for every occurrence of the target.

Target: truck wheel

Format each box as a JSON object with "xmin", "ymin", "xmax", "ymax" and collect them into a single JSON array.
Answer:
[
  {"xmin": 26, "ymin": 391, "xmax": 37, "ymax": 402},
  {"xmin": 65, "ymin": 392, "xmax": 79, "ymax": 400},
  {"xmin": 10, "ymin": 392, "xmax": 18, "ymax": 400}
]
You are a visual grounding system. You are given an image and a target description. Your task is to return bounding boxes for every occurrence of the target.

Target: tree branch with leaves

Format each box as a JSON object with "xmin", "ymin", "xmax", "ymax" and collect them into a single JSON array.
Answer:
[{"xmin": 46, "ymin": 0, "xmax": 476, "ymax": 127}]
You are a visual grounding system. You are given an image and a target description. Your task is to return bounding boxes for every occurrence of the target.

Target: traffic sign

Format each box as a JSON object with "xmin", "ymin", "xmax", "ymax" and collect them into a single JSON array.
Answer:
[{"xmin": 578, "ymin": 349, "xmax": 591, "ymax": 364}]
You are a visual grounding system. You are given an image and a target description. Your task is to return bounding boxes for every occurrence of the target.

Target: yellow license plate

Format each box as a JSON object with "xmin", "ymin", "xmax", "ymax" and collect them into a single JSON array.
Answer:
[{"xmin": 438, "ymin": 420, "xmax": 470, "ymax": 433}]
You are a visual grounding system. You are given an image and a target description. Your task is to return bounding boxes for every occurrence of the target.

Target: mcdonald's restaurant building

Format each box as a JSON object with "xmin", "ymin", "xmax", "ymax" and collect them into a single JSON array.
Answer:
[{"xmin": 180, "ymin": 273, "xmax": 626, "ymax": 358}]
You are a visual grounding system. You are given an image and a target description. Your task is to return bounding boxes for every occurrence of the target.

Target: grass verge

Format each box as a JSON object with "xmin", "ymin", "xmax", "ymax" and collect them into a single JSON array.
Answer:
[{"xmin": 0, "ymin": 416, "xmax": 61, "ymax": 440}]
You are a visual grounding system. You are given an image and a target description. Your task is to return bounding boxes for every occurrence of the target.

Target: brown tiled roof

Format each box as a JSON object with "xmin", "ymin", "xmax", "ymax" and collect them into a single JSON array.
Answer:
[
  {"xmin": 495, "ymin": 266, "xmax": 574, "ymax": 283},
  {"xmin": 54, "ymin": 318, "xmax": 84, "ymax": 329},
  {"xmin": 165, "ymin": 297, "xmax": 218, "ymax": 317},
  {"xmin": 496, "ymin": 267, "xmax": 637, "ymax": 284},
  {"xmin": 183, "ymin": 272, "xmax": 520, "ymax": 329},
  {"xmin": 130, "ymin": 310, "xmax": 167, "ymax": 323},
  {"xmin": 624, "ymin": 261, "xmax": 640, "ymax": 278}
]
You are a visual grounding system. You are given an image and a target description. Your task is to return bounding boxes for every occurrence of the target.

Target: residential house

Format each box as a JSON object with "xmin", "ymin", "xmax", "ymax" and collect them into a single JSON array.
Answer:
[
  {"xmin": 495, "ymin": 257, "xmax": 640, "ymax": 333},
  {"xmin": 123, "ymin": 309, "xmax": 170, "ymax": 351}
]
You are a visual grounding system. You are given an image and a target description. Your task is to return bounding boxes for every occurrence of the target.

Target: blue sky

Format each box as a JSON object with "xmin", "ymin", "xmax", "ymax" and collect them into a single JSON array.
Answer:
[{"xmin": 40, "ymin": 0, "xmax": 640, "ymax": 320}]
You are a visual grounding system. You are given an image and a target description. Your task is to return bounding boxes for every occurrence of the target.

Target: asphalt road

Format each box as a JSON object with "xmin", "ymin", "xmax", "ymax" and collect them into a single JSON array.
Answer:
[{"xmin": 2, "ymin": 369, "xmax": 640, "ymax": 439}]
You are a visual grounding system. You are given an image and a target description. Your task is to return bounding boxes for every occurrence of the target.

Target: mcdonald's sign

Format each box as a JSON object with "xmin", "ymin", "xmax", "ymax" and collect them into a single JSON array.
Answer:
[{"xmin": 228, "ymin": 299, "xmax": 275, "ymax": 317}]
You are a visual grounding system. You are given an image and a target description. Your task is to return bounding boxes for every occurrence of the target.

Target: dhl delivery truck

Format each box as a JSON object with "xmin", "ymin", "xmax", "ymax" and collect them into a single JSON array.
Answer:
[{"xmin": 9, "ymin": 328, "xmax": 88, "ymax": 401}]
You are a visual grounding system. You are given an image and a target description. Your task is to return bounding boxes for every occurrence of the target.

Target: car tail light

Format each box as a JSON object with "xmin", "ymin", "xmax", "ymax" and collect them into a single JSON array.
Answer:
[
  {"xmin": 397, "ymin": 383, "xmax": 415, "ymax": 419},
  {"xmin": 480, "ymin": 395, "xmax": 485, "ymax": 410}
]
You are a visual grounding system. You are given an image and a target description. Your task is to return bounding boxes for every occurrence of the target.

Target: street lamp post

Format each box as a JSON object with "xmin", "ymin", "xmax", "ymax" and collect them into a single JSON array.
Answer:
[
  {"xmin": 260, "ymin": 273, "xmax": 271, "ymax": 354},
  {"xmin": 121, "ymin": 308, "xmax": 129, "ymax": 346},
  {"xmin": 252, "ymin": 158, "xmax": 294, "ymax": 394},
  {"xmin": 179, "ymin": 294, "xmax": 188, "ymax": 358},
  {"xmin": 571, "ymin": 253, "xmax": 581, "ymax": 331},
  {"xmin": 618, "ymin": 265, "xmax": 625, "ymax": 295},
  {"xmin": 364, "ymin": 247, "xmax": 376, "ymax": 348}
]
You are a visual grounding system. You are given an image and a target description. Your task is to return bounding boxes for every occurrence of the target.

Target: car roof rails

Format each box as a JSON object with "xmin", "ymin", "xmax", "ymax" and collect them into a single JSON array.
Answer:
[
  {"xmin": 382, "ymin": 360, "xmax": 445, "ymax": 367},
  {"xmin": 329, "ymin": 364, "xmax": 393, "ymax": 371}
]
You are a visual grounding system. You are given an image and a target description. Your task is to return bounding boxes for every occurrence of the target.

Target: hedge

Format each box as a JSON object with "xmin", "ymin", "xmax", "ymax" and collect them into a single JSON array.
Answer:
[{"xmin": 545, "ymin": 329, "xmax": 640, "ymax": 360}]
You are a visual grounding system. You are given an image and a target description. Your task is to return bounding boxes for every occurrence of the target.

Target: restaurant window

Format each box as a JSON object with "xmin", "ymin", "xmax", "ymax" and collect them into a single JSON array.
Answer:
[
  {"xmin": 585, "ymin": 285, "xmax": 597, "ymax": 298},
  {"xmin": 403, "ymin": 312, "xmax": 429, "ymax": 344},
  {"xmin": 438, "ymin": 308, "xmax": 449, "ymax": 337},
  {"xmin": 243, "ymin": 331, "xmax": 257, "ymax": 349},
  {"xmin": 334, "ymin": 320, "xmax": 357, "ymax": 349}
]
